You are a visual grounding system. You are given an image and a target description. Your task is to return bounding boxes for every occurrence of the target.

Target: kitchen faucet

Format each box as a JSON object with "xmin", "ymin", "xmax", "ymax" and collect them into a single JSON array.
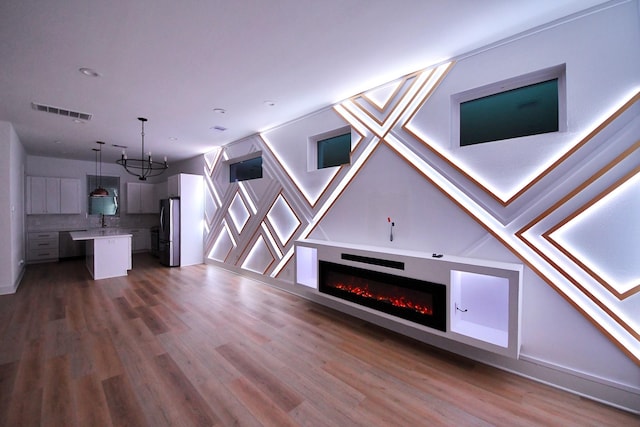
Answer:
[{"xmin": 101, "ymin": 214, "xmax": 107, "ymax": 228}]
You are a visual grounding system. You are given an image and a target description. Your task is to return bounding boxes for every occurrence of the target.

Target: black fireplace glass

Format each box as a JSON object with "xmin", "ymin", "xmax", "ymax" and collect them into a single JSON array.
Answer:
[{"xmin": 319, "ymin": 261, "xmax": 446, "ymax": 331}]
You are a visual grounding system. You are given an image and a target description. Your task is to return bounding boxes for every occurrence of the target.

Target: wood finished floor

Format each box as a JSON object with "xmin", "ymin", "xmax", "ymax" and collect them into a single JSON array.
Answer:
[{"xmin": 0, "ymin": 254, "xmax": 637, "ymax": 427}]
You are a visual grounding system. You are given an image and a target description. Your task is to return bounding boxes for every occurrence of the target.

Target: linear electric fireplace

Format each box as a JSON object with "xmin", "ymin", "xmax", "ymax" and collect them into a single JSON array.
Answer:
[{"xmin": 319, "ymin": 260, "xmax": 446, "ymax": 331}]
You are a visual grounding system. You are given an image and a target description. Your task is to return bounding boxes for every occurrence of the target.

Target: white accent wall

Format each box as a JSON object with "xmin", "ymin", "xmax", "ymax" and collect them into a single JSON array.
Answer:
[{"xmin": 204, "ymin": 1, "xmax": 640, "ymax": 412}]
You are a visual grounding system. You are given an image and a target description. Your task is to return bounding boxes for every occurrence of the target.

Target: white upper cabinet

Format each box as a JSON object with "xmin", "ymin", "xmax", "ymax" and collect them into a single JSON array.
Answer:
[
  {"xmin": 60, "ymin": 178, "xmax": 81, "ymax": 214},
  {"xmin": 27, "ymin": 176, "xmax": 83, "ymax": 215},
  {"xmin": 126, "ymin": 182, "xmax": 159, "ymax": 214}
]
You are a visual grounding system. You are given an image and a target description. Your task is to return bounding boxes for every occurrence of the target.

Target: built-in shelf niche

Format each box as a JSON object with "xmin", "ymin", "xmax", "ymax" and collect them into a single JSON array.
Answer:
[{"xmin": 294, "ymin": 239, "xmax": 523, "ymax": 358}]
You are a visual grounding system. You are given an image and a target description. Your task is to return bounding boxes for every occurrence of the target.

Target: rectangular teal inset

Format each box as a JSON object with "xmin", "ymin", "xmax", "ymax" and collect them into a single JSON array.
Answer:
[
  {"xmin": 317, "ymin": 133, "xmax": 351, "ymax": 169},
  {"xmin": 230, "ymin": 156, "xmax": 262, "ymax": 182},
  {"xmin": 460, "ymin": 79, "xmax": 559, "ymax": 146}
]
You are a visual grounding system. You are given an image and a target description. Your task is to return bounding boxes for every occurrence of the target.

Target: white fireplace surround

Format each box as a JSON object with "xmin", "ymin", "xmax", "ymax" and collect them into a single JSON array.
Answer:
[{"xmin": 295, "ymin": 239, "xmax": 523, "ymax": 358}]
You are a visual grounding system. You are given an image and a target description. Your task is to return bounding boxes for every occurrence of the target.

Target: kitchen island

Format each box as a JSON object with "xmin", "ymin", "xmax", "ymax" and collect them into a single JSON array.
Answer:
[{"xmin": 70, "ymin": 229, "xmax": 132, "ymax": 280}]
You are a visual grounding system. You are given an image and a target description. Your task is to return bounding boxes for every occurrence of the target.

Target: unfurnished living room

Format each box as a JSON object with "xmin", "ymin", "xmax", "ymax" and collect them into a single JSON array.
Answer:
[{"xmin": 0, "ymin": 0, "xmax": 639, "ymax": 425}]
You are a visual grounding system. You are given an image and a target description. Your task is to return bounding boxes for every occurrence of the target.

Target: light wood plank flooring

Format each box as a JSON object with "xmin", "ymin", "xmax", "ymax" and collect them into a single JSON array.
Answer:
[{"xmin": 0, "ymin": 254, "xmax": 637, "ymax": 426}]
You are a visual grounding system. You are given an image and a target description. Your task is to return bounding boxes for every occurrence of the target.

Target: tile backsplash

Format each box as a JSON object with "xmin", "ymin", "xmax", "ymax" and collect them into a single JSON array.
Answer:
[{"xmin": 27, "ymin": 213, "xmax": 159, "ymax": 232}]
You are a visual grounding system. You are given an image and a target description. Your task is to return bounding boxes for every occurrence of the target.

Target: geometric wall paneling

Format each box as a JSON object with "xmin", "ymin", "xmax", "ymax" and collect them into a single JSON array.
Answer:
[
  {"xmin": 400, "ymin": 0, "xmax": 640, "ymax": 208},
  {"xmin": 545, "ymin": 168, "xmax": 640, "ymax": 300},
  {"xmin": 261, "ymin": 108, "xmax": 355, "ymax": 207},
  {"xmin": 203, "ymin": 2, "xmax": 640, "ymax": 366},
  {"xmin": 228, "ymin": 191, "xmax": 251, "ymax": 234},
  {"xmin": 340, "ymin": 62, "xmax": 454, "ymax": 141},
  {"xmin": 353, "ymin": 75, "xmax": 416, "ymax": 125},
  {"xmin": 405, "ymin": 78, "xmax": 640, "ymax": 206},
  {"xmin": 204, "ymin": 146, "xmax": 223, "ymax": 175},
  {"xmin": 203, "ymin": 183, "xmax": 218, "ymax": 236},
  {"xmin": 265, "ymin": 193, "xmax": 301, "ymax": 247},
  {"xmin": 380, "ymin": 129, "xmax": 640, "ymax": 364},
  {"xmin": 313, "ymin": 141, "xmax": 491, "ymax": 254},
  {"xmin": 265, "ymin": 131, "xmax": 385, "ymax": 279},
  {"xmin": 515, "ymin": 139, "xmax": 640, "ymax": 302},
  {"xmin": 360, "ymin": 77, "xmax": 406, "ymax": 112},
  {"xmin": 240, "ymin": 234, "xmax": 276, "ymax": 275},
  {"xmin": 208, "ymin": 220, "xmax": 235, "ymax": 263},
  {"xmin": 515, "ymin": 140, "xmax": 640, "ymax": 361}
]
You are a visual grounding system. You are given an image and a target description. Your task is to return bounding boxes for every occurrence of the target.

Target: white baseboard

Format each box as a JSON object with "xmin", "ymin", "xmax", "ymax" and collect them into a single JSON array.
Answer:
[{"xmin": 0, "ymin": 267, "xmax": 24, "ymax": 295}]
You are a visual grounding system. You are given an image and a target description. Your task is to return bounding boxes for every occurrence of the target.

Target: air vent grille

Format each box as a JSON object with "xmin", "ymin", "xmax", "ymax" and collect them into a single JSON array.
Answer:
[{"xmin": 31, "ymin": 102, "xmax": 93, "ymax": 121}]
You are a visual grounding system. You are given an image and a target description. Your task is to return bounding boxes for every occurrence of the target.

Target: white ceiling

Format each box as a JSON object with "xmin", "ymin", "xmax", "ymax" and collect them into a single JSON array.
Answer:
[{"xmin": 0, "ymin": 0, "xmax": 609, "ymax": 165}]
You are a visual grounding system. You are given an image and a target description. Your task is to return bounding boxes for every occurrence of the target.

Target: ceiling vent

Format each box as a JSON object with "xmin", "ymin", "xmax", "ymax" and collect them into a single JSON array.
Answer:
[{"xmin": 31, "ymin": 102, "xmax": 93, "ymax": 121}]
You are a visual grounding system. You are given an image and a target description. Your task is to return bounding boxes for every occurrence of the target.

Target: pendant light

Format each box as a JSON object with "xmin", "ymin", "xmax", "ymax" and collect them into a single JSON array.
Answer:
[
  {"xmin": 90, "ymin": 141, "xmax": 109, "ymax": 197},
  {"xmin": 116, "ymin": 117, "xmax": 168, "ymax": 180}
]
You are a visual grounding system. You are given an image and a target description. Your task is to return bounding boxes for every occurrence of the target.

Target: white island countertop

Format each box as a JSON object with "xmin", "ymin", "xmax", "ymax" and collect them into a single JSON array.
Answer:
[
  {"xmin": 70, "ymin": 229, "xmax": 133, "ymax": 280},
  {"xmin": 70, "ymin": 229, "xmax": 133, "ymax": 241}
]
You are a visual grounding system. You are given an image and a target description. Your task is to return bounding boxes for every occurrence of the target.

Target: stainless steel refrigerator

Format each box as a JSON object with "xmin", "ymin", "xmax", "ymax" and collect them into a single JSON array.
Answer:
[{"xmin": 159, "ymin": 197, "xmax": 180, "ymax": 266}]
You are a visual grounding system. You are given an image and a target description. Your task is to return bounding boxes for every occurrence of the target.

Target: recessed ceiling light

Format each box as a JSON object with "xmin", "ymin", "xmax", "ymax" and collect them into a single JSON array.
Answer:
[
  {"xmin": 169, "ymin": 137, "xmax": 178, "ymax": 141},
  {"xmin": 72, "ymin": 119, "xmax": 86, "ymax": 124},
  {"xmin": 213, "ymin": 108, "xmax": 226, "ymax": 114},
  {"xmin": 210, "ymin": 126, "xmax": 227, "ymax": 132},
  {"xmin": 264, "ymin": 100, "xmax": 276, "ymax": 107},
  {"xmin": 79, "ymin": 67, "xmax": 100, "ymax": 77}
]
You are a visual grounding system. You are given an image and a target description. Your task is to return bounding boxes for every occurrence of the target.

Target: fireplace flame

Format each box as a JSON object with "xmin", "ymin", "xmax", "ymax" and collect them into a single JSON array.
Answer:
[{"xmin": 334, "ymin": 282, "xmax": 433, "ymax": 315}]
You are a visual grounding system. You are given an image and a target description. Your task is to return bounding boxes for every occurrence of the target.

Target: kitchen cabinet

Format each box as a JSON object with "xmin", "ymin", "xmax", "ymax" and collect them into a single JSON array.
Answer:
[
  {"xmin": 26, "ymin": 231, "xmax": 59, "ymax": 263},
  {"xmin": 60, "ymin": 178, "xmax": 82, "ymax": 214},
  {"xmin": 26, "ymin": 176, "xmax": 81, "ymax": 215},
  {"xmin": 27, "ymin": 177, "xmax": 60, "ymax": 214},
  {"xmin": 70, "ymin": 230, "xmax": 132, "ymax": 280},
  {"xmin": 126, "ymin": 182, "xmax": 158, "ymax": 214},
  {"xmin": 128, "ymin": 228, "xmax": 151, "ymax": 252}
]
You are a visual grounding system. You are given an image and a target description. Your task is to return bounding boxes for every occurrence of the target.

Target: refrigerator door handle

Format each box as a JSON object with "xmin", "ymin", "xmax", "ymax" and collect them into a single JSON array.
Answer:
[{"xmin": 160, "ymin": 206, "xmax": 165, "ymax": 232}]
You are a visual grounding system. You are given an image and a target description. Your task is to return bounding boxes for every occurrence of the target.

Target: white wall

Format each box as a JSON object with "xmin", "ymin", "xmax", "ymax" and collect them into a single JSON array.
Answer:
[
  {"xmin": 203, "ymin": 1, "xmax": 640, "ymax": 412},
  {"xmin": 171, "ymin": 154, "xmax": 205, "ymax": 176},
  {"xmin": 0, "ymin": 121, "xmax": 26, "ymax": 294}
]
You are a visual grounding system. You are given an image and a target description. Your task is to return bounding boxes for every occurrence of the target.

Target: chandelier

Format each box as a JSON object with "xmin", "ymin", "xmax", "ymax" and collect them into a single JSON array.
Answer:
[
  {"xmin": 89, "ymin": 141, "xmax": 109, "ymax": 197},
  {"xmin": 116, "ymin": 117, "xmax": 168, "ymax": 180}
]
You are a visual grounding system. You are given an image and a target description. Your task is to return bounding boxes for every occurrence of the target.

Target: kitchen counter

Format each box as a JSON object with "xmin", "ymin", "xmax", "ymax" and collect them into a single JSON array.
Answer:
[
  {"xmin": 70, "ymin": 229, "xmax": 133, "ymax": 240},
  {"xmin": 70, "ymin": 229, "xmax": 132, "ymax": 280}
]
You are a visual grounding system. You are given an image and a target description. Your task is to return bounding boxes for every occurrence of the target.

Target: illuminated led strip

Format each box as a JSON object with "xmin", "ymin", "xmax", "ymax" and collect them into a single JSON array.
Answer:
[
  {"xmin": 238, "ymin": 181, "xmax": 258, "ymax": 215},
  {"xmin": 515, "ymin": 141, "xmax": 640, "ymax": 330},
  {"xmin": 405, "ymin": 88, "xmax": 640, "ymax": 205},
  {"xmin": 341, "ymin": 65, "xmax": 444, "ymax": 139},
  {"xmin": 241, "ymin": 235, "xmax": 276, "ymax": 274},
  {"xmin": 228, "ymin": 192, "xmax": 251, "ymax": 234},
  {"xmin": 209, "ymin": 220, "xmax": 235, "ymax": 262},
  {"xmin": 269, "ymin": 136, "xmax": 383, "ymax": 278},
  {"xmin": 266, "ymin": 193, "xmax": 302, "ymax": 246},
  {"xmin": 261, "ymin": 222, "xmax": 283, "ymax": 258},
  {"xmin": 273, "ymin": 63, "xmax": 457, "ymax": 279},
  {"xmin": 361, "ymin": 78, "xmax": 406, "ymax": 112},
  {"xmin": 204, "ymin": 169, "xmax": 222, "ymax": 208},
  {"xmin": 545, "ymin": 169, "xmax": 640, "ymax": 298},
  {"xmin": 382, "ymin": 133, "xmax": 640, "ymax": 361},
  {"xmin": 262, "ymin": 133, "xmax": 341, "ymax": 207}
]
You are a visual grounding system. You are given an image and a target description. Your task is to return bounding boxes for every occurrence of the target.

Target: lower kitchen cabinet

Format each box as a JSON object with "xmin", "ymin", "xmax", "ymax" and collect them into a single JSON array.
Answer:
[
  {"xmin": 27, "ymin": 231, "xmax": 59, "ymax": 263},
  {"xmin": 128, "ymin": 228, "xmax": 151, "ymax": 253}
]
